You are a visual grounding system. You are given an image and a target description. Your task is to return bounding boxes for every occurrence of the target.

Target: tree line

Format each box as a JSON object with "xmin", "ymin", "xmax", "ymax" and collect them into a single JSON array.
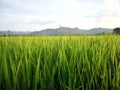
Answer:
[{"xmin": 113, "ymin": 27, "xmax": 120, "ymax": 34}]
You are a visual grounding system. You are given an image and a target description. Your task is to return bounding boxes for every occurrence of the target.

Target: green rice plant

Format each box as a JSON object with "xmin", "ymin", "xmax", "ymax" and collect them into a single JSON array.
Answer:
[{"xmin": 0, "ymin": 35, "xmax": 120, "ymax": 90}]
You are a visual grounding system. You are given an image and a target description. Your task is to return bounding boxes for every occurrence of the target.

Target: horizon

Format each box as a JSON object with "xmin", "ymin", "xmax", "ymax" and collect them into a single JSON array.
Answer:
[
  {"xmin": 0, "ymin": 0, "xmax": 120, "ymax": 31},
  {"xmin": 0, "ymin": 26, "xmax": 114, "ymax": 32}
]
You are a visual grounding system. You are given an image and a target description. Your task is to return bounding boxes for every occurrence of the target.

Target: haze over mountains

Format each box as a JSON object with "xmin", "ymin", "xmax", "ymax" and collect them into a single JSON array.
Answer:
[{"xmin": 0, "ymin": 27, "xmax": 113, "ymax": 36}]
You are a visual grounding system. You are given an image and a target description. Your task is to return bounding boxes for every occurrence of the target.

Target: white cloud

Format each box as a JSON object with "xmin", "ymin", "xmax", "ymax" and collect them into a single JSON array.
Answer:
[
  {"xmin": 0, "ymin": 13, "xmax": 56, "ymax": 31},
  {"xmin": 96, "ymin": 0, "xmax": 120, "ymax": 28},
  {"xmin": 103, "ymin": 0, "xmax": 120, "ymax": 12},
  {"xmin": 1, "ymin": 0, "xmax": 43, "ymax": 10},
  {"xmin": 0, "ymin": 0, "xmax": 120, "ymax": 31}
]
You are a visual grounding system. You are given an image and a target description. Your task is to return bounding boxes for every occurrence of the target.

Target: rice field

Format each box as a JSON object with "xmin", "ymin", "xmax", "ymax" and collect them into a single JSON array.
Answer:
[{"xmin": 0, "ymin": 35, "xmax": 120, "ymax": 90}]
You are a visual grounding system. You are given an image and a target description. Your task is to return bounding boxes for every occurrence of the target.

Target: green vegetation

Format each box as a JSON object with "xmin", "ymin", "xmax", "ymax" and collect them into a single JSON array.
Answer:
[
  {"xmin": 0, "ymin": 35, "xmax": 120, "ymax": 90},
  {"xmin": 114, "ymin": 28, "xmax": 120, "ymax": 34}
]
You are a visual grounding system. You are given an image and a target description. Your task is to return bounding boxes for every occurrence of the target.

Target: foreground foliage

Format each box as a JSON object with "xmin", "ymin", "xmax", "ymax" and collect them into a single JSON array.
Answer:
[{"xmin": 0, "ymin": 35, "xmax": 120, "ymax": 90}]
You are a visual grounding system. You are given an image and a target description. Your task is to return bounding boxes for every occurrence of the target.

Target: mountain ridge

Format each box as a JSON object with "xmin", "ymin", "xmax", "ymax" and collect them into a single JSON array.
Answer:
[{"xmin": 0, "ymin": 27, "xmax": 113, "ymax": 36}]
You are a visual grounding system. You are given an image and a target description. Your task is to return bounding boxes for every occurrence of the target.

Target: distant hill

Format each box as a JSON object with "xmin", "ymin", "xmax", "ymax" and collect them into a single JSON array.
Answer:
[
  {"xmin": 29, "ymin": 27, "xmax": 86, "ymax": 35},
  {"xmin": 86, "ymin": 28, "xmax": 113, "ymax": 34},
  {"xmin": 0, "ymin": 27, "xmax": 113, "ymax": 36},
  {"xmin": 0, "ymin": 31, "xmax": 30, "ymax": 36},
  {"xmin": 29, "ymin": 27, "xmax": 113, "ymax": 35}
]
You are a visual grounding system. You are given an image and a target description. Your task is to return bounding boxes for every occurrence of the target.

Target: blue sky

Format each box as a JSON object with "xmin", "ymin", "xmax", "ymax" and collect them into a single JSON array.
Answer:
[{"xmin": 0, "ymin": 0, "xmax": 120, "ymax": 31}]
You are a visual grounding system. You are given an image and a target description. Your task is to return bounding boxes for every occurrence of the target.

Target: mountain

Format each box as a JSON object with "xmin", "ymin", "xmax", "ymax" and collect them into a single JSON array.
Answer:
[
  {"xmin": 29, "ymin": 27, "xmax": 86, "ymax": 35},
  {"xmin": 0, "ymin": 31, "xmax": 30, "ymax": 36},
  {"xmin": 29, "ymin": 27, "xmax": 113, "ymax": 35},
  {"xmin": 0, "ymin": 27, "xmax": 113, "ymax": 36},
  {"xmin": 86, "ymin": 28, "xmax": 113, "ymax": 34}
]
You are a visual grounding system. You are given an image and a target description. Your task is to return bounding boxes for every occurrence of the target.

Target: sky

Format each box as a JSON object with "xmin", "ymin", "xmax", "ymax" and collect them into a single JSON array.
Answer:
[{"xmin": 0, "ymin": 0, "xmax": 120, "ymax": 31}]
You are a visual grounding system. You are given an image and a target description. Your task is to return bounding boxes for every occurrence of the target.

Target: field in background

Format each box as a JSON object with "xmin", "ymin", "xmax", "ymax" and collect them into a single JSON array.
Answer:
[{"xmin": 0, "ymin": 35, "xmax": 120, "ymax": 90}]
